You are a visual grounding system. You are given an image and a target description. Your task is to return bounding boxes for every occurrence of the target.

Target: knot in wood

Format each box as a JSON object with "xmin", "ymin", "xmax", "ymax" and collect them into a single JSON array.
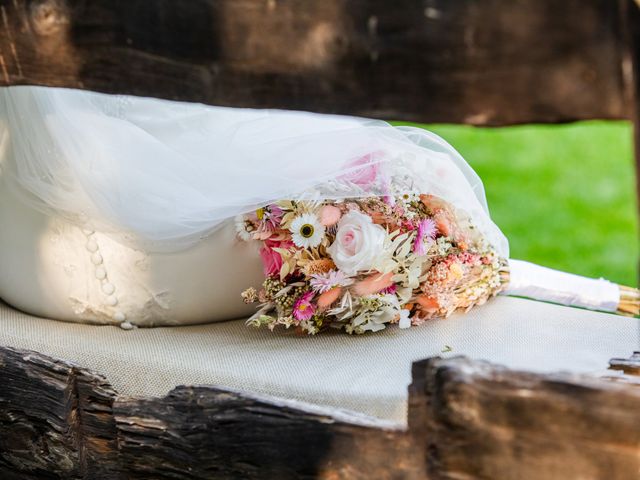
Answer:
[{"xmin": 29, "ymin": 0, "xmax": 70, "ymax": 36}]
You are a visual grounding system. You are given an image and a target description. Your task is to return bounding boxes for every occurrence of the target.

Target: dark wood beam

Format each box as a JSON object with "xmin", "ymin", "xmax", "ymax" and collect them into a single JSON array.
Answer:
[
  {"xmin": 0, "ymin": 0, "xmax": 629, "ymax": 125},
  {"xmin": 2, "ymin": 346, "xmax": 640, "ymax": 479},
  {"xmin": 409, "ymin": 356, "xmax": 640, "ymax": 480}
]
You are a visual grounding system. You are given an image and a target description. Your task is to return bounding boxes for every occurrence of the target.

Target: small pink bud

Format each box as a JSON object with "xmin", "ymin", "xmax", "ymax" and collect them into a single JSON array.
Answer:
[{"xmin": 319, "ymin": 205, "xmax": 342, "ymax": 226}]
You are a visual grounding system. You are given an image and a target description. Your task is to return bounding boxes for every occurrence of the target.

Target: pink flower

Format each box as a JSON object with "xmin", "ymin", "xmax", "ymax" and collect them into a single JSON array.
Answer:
[
  {"xmin": 339, "ymin": 153, "xmax": 381, "ymax": 187},
  {"xmin": 319, "ymin": 205, "xmax": 342, "ymax": 226},
  {"xmin": 310, "ymin": 270, "xmax": 353, "ymax": 293},
  {"xmin": 259, "ymin": 239, "xmax": 293, "ymax": 277},
  {"xmin": 413, "ymin": 218, "xmax": 437, "ymax": 256},
  {"xmin": 380, "ymin": 283, "xmax": 397, "ymax": 295},
  {"xmin": 253, "ymin": 205, "xmax": 285, "ymax": 240},
  {"xmin": 327, "ymin": 211, "xmax": 387, "ymax": 276},
  {"xmin": 264, "ymin": 205, "xmax": 284, "ymax": 228},
  {"xmin": 293, "ymin": 291, "xmax": 316, "ymax": 321}
]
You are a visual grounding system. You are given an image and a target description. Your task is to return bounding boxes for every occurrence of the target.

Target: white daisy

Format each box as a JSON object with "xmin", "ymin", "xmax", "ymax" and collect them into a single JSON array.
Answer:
[{"xmin": 290, "ymin": 213, "xmax": 325, "ymax": 248}]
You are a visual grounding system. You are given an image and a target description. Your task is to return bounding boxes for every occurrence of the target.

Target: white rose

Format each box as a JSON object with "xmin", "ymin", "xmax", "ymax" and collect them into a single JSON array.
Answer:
[{"xmin": 327, "ymin": 210, "xmax": 387, "ymax": 276}]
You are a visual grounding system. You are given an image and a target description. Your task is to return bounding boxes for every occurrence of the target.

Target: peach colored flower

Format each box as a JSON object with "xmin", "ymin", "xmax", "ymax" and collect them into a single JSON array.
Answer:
[
  {"xmin": 319, "ymin": 205, "xmax": 342, "ymax": 226},
  {"xmin": 415, "ymin": 295, "xmax": 439, "ymax": 310},
  {"xmin": 419, "ymin": 194, "xmax": 448, "ymax": 212},
  {"xmin": 434, "ymin": 211, "xmax": 453, "ymax": 237},
  {"xmin": 353, "ymin": 271, "xmax": 394, "ymax": 296},
  {"xmin": 369, "ymin": 211, "xmax": 388, "ymax": 225},
  {"xmin": 317, "ymin": 287, "xmax": 343, "ymax": 310}
]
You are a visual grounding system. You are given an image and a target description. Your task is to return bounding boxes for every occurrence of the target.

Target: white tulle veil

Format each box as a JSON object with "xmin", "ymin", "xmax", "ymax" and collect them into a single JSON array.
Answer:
[{"xmin": 0, "ymin": 86, "xmax": 508, "ymax": 256}]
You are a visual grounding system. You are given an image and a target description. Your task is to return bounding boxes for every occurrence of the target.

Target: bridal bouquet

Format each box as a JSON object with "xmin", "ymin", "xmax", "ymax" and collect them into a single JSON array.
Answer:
[{"xmin": 239, "ymin": 194, "xmax": 509, "ymax": 335}]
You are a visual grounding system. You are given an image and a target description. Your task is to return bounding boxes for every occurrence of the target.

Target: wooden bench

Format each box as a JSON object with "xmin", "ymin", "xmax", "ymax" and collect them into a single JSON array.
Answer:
[{"xmin": 0, "ymin": 1, "xmax": 639, "ymax": 478}]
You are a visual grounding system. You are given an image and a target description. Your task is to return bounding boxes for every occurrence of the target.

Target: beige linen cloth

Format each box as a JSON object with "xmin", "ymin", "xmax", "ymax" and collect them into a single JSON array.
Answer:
[{"xmin": 1, "ymin": 296, "xmax": 638, "ymax": 426}]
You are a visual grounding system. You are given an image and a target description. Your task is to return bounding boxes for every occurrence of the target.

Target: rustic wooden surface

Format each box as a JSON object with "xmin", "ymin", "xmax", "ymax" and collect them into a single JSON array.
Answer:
[
  {"xmin": 2, "ymin": 345, "xmax": 640, "ymax": 479},
  {"xmin": 114, "ymin": 387, "xmax": 423, "ymax": 480},
  {"xmin": 0, "ymin": 346, "xmax": 425, "ymax": 480},
  {"xmin": 0, "ymin": 0, "xmax": 630, "ymax": 125},
  {"xmin": 0, "ymin": 347, "xmax": 119, "ymax": 478},
  {"xmin": 620, "ymin": 0, "xmax": 640, "ymax": 216},
  {"xmin": 409, "ymin": 356, "xmax": 640, "ymax": 480}
]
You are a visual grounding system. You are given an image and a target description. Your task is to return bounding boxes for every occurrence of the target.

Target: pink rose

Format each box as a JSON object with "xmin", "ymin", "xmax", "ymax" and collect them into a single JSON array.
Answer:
[
  {"xmin": 259, "ymin": 239, "xmax": 292, "ymax": 277},
  {"xmin": 340, "ymin": 153, "xmax": 381, "ymax": 187},
  {"xmin": 327, "ymin": 211, "xmax": 387, "ymax": 276}
]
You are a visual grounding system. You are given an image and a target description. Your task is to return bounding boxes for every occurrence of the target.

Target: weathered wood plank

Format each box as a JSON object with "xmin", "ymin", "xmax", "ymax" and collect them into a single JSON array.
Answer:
[
  {"xmin": 0, "ymin": 0, "xmax": 628, "ymax": 125},
  {"xmin": 619, "ymin": 0, "xmax": 640, "ymax": 214},
  {"xmin": 4, "ymin": 345, "xmax": 640, "ymax": 479},
  {"xmin": 0, "ymin": 346, "xmax": 426, "ymax": 479},
  {"xmin": 409, "ymin": 356, "xmax": 640, "ymax": 480},
  {"xmin": 114, "ymin": 387, "xmax": 422, "ymax": 480},
  {"xmin": 0, "ymin": 347, "xmax": 119, "ymax": 479}
]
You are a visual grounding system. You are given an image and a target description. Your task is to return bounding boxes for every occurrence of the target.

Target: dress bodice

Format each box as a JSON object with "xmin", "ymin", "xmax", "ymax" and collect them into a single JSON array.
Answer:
[{"xmin": 0, "ymin": 179, "xmax": 264, "ymax": 326}]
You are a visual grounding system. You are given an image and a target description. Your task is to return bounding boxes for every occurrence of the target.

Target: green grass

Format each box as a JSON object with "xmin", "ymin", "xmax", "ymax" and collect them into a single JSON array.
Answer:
[{"xmin": 392, "ymin": 121, "xmax": 639, "ymax": 286}]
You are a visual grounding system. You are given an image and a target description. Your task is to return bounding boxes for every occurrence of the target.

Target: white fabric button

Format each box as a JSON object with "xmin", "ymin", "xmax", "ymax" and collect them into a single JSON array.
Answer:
[
  {"xmin": 85, "ymin": 240, "xmax": 98, "ymax": 253},
  {"xmin": 102, "ymin": 283, "xmax": 115, "ymax": 295}
]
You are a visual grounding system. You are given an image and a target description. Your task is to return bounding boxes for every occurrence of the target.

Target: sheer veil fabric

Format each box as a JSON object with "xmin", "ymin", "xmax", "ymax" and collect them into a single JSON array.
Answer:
[{"xmin": 0, "ymin": 86, "xmax": 508, "ymax": 256}]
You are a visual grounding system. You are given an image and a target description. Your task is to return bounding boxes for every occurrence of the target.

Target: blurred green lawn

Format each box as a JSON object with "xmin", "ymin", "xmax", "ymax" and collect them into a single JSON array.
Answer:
[{"xmin": 393, "ymin": 121, "xmax": 639, "ymax": 286}]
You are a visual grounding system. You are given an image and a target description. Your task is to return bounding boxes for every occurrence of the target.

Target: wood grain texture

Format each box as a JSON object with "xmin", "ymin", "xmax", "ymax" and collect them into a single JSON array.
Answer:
[
  {"xmin": 619, "ymin": 0, "xmax": 640, "ymax": 213},
  {"xmin": 0, "ymin": 347, "xmax": 119, "ymax": 479},
  {"xmin": 0, "ymin": 346, "xmax": 425, "ymax": 479},
  {"xmin": 114, "ymin": 387, "xmax": 423, "ymax": 480},
  {"xmin": 409, "ymin": 356, "xmax": 640, "ymax": 480},
  {"xmin": 0, "ymin": 0, "xmax": 629, "ymax": 125},
  {"xmin": 3, "ymin": 345, "xmax": 640, "ymax": 479}
]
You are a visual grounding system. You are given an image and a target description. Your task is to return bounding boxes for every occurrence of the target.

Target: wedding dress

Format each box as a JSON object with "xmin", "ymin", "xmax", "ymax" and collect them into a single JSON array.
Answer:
[{"xmin": 0, "ymin": 86, "xmax": 632, "ymax": 328}]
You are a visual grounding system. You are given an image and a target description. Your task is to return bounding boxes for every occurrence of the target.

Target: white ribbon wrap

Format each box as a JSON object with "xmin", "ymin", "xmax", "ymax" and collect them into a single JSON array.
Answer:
[{"xmin": 502, "ymin": 259, "xmax": 621, "ymax": 313}]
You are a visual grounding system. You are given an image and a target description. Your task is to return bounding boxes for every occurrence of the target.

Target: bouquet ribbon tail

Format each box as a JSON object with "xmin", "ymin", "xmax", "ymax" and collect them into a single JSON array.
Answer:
[{"xmin": 501, "ymin": 259, "xmax": 639, "ymax": 317}]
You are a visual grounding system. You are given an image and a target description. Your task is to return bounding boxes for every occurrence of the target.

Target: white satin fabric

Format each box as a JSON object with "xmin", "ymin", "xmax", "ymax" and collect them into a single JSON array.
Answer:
[
  {"xmin": 503, "ymin": 260, "xmax": 621, "ymax": 313},
  {"xmin": 0, "ymin": 86, "xmax": 508, "ymax": 255}
]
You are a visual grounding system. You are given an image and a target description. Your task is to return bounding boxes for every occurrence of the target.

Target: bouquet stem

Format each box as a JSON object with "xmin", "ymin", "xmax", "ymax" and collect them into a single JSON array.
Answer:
[
  {"xmin": 618, "ymin": 286, "xmax": 640, "ymax": 316},
  {"xmin": 503, "ymin": 259, "xmax": 639, "ymax": 317}
]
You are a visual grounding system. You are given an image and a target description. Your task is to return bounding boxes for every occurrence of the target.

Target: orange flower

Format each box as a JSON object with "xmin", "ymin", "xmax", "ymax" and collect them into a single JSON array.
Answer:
[
  {"xmin": 415, "ymin": 295, "xmax": 439, "ymax": 310},
  {"xmin": 317, "ymin": 287, "xmax": 342, "ymax": 310},
  {"xmin": 420, "ymin": 194, "xmax": 450, "ymax": 212},
  {"xmin": 434, "ymin": 211, "xmax": 452, "ymax": 237},
  {"xmin": 369, "ymin": 211, "xmax": 388, "ymax": 225},
  {"xmin": 353, "ymin": 271, "xmax": 394, "ymax": 296}
]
